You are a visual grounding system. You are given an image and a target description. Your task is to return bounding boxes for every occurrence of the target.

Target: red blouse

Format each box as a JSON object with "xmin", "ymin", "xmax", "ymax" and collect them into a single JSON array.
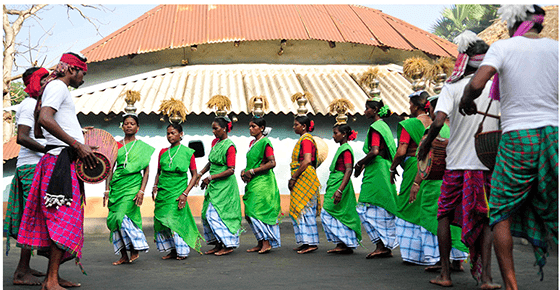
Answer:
[
  {"xmin": 399, "ymin": 128, "xmax": 415, "ymax": 145},
  {"xmin": 334, "ymin": 150, "xmax": 353, "ymax": 172},
  {"xmin": 249, "ymin": 139, "xmax": 274, "ymax": 164},
  {"xmin": 370, "ymin": 130, "xmax": 386, "ymax": 150},
  {"xmin": 212, "ymin": 138, "xmax": 236, "ymax": 167},
  {"xmin": 299, "ymin": 139, "xmax": 316, "ymax": 162},
  {"xmin": 158, "ymin": 148, "xmax": 197, "ymax": 172}
]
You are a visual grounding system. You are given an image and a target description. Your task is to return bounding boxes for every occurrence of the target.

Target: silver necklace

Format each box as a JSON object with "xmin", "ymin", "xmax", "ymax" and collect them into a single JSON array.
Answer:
[
  {"xmin": 250, "ymin": 135, "xmax": 263, "ymax": 149},
  {"xmin": 122, "ymin": 139, "xmax": 137, "ymax": 168},
  {"xmin": 168, "ymin": 145, "xmax": 181, "ymax": 168}
]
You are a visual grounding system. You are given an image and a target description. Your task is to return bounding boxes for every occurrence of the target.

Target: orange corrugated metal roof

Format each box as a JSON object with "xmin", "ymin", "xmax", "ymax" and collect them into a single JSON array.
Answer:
[
  {"xmin": 81, "ymin": 4, "xmax": 456, "ymax": 63},
  {"xmin": 3, "ymin": 136, "xmax": 20, "ymax": 161}
]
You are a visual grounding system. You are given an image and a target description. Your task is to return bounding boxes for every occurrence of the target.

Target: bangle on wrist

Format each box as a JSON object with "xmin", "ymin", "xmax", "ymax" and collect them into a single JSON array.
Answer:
[
  {"xmin": 336, "ymin": 189, "xmax": 342, "ymax": 194},
  {"xmin": 390, "ymin": 169, "xmax": 396, "ymax": 173},
  {"xmin": 208, "ymin": 175, "xmax": 212, "ymax": 181},
  {"xmin": 413, "ymin": 182, "xmax": 420, "ymax": 187},
  {"xmin": 139, "ymin": 190, "xmax": 144, "ymax": 194},
  {"xmin": 71, "ymin": 139, "xmax": 78, "ymax": 148},
  {"xmin": 250, "ymin": 169, "xmax": 255, "ymax": 176},
  {"xmin": 104, "ymin": 190, "xmax": 110, "ymax": 193},
  {"xmin": 290, "ymin": 177, "xmax": 296, "ymax": 181},
  {"xmin": 182, "ymin": 192, "xmax": 188, "ymax": 197}
]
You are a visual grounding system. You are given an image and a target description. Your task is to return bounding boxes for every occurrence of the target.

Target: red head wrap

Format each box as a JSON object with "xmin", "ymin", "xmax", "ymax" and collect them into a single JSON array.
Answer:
[
  {"xmin": 60, "ymin": 53, "xmax": 88, "ymax": 72},
  {"xmin": 348, "ymin": 130, "xmax": 358, "ymax": 141},
  {"xmin": 23, "ymin": 68, "xmax": 49, "ymax": 98}
]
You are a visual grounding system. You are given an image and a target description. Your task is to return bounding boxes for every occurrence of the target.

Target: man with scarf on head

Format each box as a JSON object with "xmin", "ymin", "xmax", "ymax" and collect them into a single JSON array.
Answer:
[
  {"xmin": 459, "ymin": 5, "xmax": 558, "ymax": 290},
  {"xmin": 16, "ymin": 52, "xmax": 97, "ymax": 290},
  {"xmin": 418, "ymin": 30, "xmax": 501, "ymax": 288},
  {"xmin": 4, "ymin": 67, "xmax": 49, "ymax": 286}
]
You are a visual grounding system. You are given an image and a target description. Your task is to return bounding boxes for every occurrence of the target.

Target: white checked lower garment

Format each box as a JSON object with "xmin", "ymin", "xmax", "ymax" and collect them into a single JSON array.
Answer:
[
  {"xmin": 395, "ymin": 217, "xmax": 468, "ymax": 265},
  {"xmin": 320, "ymin": 209, "xmax": 359, "ymax": 248},
  {"xmin": 356, "ymin": 203, "xmax": 399, "ymax": 250},
  {"xmin": 111, "ymin": 215, "xmax": 149, "ymax": 254},
  {"xmin": 203, "ymin": 202, "xmax": 240, "ymax": 248},
  {"xmin": 247, "ymin": 217, "xmax": 281, "ymax": 248},
  {"xmin": 155, "ymin": 229, "xmax": 190, "ymax": 258},
  {"xmin": 291, "ymin": 198, "xmax": 319, "ymax": 246}
]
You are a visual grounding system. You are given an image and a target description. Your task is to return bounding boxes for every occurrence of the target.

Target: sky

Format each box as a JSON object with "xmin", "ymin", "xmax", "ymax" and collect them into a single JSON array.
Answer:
[{"xmin": 2, "ymin": 3, "xmax": 486, "ymax": 76}]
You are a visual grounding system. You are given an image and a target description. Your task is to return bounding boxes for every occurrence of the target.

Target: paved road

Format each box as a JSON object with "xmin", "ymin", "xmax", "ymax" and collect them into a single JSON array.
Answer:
[{"xmin": 3, "ymin": 220, "xmax": 558, "ymax": 289}]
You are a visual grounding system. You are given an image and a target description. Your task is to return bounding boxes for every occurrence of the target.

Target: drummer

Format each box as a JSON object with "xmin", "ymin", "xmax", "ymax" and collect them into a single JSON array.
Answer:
[
  {"xmin": 16, "ymin": 52, "xmax": 96, "ymax": 289},
  {"xmin": 418, "ymin": 31, "xmax": 500, "ymax": 289}
]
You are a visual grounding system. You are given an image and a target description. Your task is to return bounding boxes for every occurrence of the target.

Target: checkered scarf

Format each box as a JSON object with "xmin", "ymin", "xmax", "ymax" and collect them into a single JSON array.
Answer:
[
  {"xmin": 489, "ymin": 14, "xmax": 545, "ymax": 100},
  {"xmin": 446, "ymin": 54, "xmax": 485, "ymax": 84}
]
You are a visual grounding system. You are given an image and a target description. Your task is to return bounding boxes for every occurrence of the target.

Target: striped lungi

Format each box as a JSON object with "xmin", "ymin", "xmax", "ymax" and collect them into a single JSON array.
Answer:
[
  {"xmin": 320, "ymin": 209, "xmax": 359, "ymax": 248},
  {"xmin": 4, "ymin": 164, "xmax": 36, "ymax": 254},
  {"xmin": 16, "ymin": 154, "xmax": 84, "ymax": 263},
  {"xmin": 112, "ymin": 215, "xmax": 149, "ymax": 254},
  {"xmin": 247, "ymin": 217, "xmax": 281, "ymax": 248},
  {"xmin": 291, "ymin": 198, "xmax": 319, "ymax": 246},
  {"xmin": 490, "ymin": 126, "xmax": 558, "ymax": 273},
  {"xmin": 396, "ymin": 218, "xmax": 467, "ymax": 265},
  {"xmin": 356, "ymin": 202, "xmax": 398, "ymax": 250},
  {"xmin": 155, "ymin": 230, "xmax": 190, "ymax": 258},
  {"xmin": 203, "ymin": 202, "xmax": 240, "ymax": 248}
]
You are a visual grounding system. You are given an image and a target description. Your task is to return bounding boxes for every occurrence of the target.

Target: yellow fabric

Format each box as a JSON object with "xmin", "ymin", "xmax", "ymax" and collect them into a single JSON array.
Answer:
[{"xmin": 289, "ymin": 133, "xmax": 321, "ymax": 221}]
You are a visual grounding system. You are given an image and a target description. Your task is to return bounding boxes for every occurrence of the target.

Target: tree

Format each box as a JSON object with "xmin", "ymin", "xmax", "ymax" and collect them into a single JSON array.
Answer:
[
  {"xmin": 3, "ymin": 4, "xmax": 108, "ymax": 141},
  {"xmin": 431, "ymin": 5, "xmax": 499, "ymax": 42}
]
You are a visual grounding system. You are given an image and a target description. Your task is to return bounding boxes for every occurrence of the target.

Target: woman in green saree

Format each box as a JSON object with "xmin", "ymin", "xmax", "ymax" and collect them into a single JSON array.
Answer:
[
  {"xmin": 152, "ymin": 123, "xmax": 203, "ymax": 260},
  {"xmin": 241, "ymin": 116, "xmax": 281, "ymax": 254},
  {"xmin": 354, "ymin": 97, "xmax": 399, "ymax": 259},
  {"xmin": 104, "ymin": 114, "xmax": 153, "ymax": 265},
  {"xmin": 321, "ymin": 123, "xmax": 362, "ymax": 254},
  {"xmin": 199, "ymin": 116, "xmax": 242, "ymax": 256}
]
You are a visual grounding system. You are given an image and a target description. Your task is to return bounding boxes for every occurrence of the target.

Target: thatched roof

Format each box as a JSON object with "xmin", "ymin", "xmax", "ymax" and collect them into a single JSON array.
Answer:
[{"xmin": 478, "ymin": 5, "xmax": 558, "ymax": 45}]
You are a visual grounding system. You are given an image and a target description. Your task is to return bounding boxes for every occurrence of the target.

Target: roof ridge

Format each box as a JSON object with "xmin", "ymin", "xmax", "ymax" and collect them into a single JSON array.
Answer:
[{"xmin": 81, "ymin": 5, "xmax": 167, "ymax": 57}]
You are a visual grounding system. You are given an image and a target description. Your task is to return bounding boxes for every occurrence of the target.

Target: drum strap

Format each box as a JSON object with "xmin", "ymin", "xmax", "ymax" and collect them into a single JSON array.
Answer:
[{"xmin": 44, "ymin": 146, "xmax": 77, "ymax": 208}]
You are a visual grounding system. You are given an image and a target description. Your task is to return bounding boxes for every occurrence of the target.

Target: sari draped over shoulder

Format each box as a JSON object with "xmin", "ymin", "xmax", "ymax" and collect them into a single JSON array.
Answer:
[
  {"xmin": 108, "ymin": 140, "xmax": 154, "ymax": 232},
  {"xmin": 359, "ymin": 120, "xmax": 398, "ymax": 214},
  {"xmin": 289, "ymin": 133, "xmax": 321, "ymax": 221},
  {"xmin": 155, "ymin": 144, "xmax": 204, "ymax": 253},
  {"xmin": 323, "ymin": 143, "xmax": 362, "ymax": 241},
  {"xmin": 243, "ymin": 137, "xmax": 281, "ymax": 225},
  {"xmin": 202, "ymin": 138, "xmax": 242, "ymax": 235}
]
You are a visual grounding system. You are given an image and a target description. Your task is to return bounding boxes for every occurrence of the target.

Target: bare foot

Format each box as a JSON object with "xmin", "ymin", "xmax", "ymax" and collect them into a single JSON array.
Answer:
[
  {"xmin": 162, "ymin": 252, "xmax": 177, "ymax": 260},
  {"xmin": 58, "ymin": 277, "xmax": 81, "ymax": 288},
  {"xmin": 130, "ymin": 250, "xmax": 139, "ymax": 262},
  {"xmin": 425, "ymin": 265, "xmax": 442, "ymax": 272},
  {"xmin": 204, "ymin": 245, "xmax": 222, "ymax": 255},
  {"xmin": 429, "ymin": 276, "xmax": 453, "ymax": 287},
  {"xmin": 42, "ymin": 280, "xmax": 67, "ymax": 290},
  {"xmin": 30, "ymin": 268, "xmax": 46, "ymax": 277},
  {"xmin": 258, "ymin": 246, "xmax": 272, "ymax": 254},
  {"xmin": 293, "ymin": 244, "xmax": 307, "ymax": 251},
  {"xmin": 450, "ymin": 261, "xmax": 464, "ymax": 272},
  {"xmin": 366, "ymin": 249, "xmax": 392, "ymax": 259},
  {"xmin": 297, "ymin": 245, "xmax": 318, "ymax": 254},
  {"xmin": 214, "ymin": 248, "xmax": 234, "ymax": 256},
  {"xmin": 13, "ymin": 271, "xmax": 42, "ymax": 285},
  {"xmin": 480, "ymin": 282, "xmax": 502, "ymax": 289},
  {"xmin": 247, "ymin": 246, "xmax": 262, "ymax": 253},
  {"xmin": 176, "ymin": 256, "xmax": 188, "ymax": 260},
  {"xmin": 112, "ymin": 256, "xmax": 131, "ymax": 265}
]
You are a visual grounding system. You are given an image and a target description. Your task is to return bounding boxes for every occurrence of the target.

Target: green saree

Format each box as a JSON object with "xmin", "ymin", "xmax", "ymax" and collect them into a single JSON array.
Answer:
[
  {"xmin": 323, "ymin": 143, "xmax": 362, "ymax": 241},
  {"xmin": 108, "ymin": 140, "xmax": 154, "ymax": 232},
  {"xmin": 243, "ymin": 137, "xmax": 281, "ymax": 225},
  {"xmin": 359, "ymin": 119, "xmax": 398, "ymax": 215},
  {"xmin": 201, "ymin": 138, "xmax": 242, "ymax": 235},
  {"xmin": 154, "ymin": 144, "xmax": 204, "ymax": 253}
]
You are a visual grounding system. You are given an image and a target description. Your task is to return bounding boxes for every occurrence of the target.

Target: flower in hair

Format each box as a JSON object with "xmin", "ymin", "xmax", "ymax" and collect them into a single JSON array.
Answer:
[
  {"xmin": 227, "ymin": 122, "xmax": 232, "ymax": 132},
  {"xmin": 378, "ymin": 105, "xmax": 390, "ymax": 117},
  {"xmin": 348, "ymin": 130, "xmax": 358, "ymax": 141},
  {"xmin": 309, "ymin": 120, "xmax": 315, "ymax": 131},
  {"xmin": 424, "ymin": 101, "xmax": 431, "ymax": 112}
]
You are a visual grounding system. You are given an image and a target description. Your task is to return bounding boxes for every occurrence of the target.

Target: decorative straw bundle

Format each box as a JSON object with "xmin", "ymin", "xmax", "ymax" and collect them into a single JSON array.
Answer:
[
  {"xmin": 426, "ymin": 57, "xmax": 455, "ymax": 81},
  {"xmin": 120, "ymin": 89, "xmax": 141, "ymax": 103},
  {"xmin": 248, "ymin": 95, "xmax": 269, "ymax": 111},
  {"xmin": 359, "ymin": 66, "xmax": 385, "ymax": 87},
  {"xmin": 207, "ymin": 94, "xmax": 232, "ymax": 111},
  {"xmin": 159, "ymin": 98, "xmax": 188, "ymax": 123},
  {"xmin": 403, "ymin": 57, "xmax": 430, "ymax": 79},
  {"xmin": 328, "ymin": 98, "xmax": 355, "ymax": 115},
  {"xmin": 291, "ymin": 91, "xmax": 314, "ymax": 103}
]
